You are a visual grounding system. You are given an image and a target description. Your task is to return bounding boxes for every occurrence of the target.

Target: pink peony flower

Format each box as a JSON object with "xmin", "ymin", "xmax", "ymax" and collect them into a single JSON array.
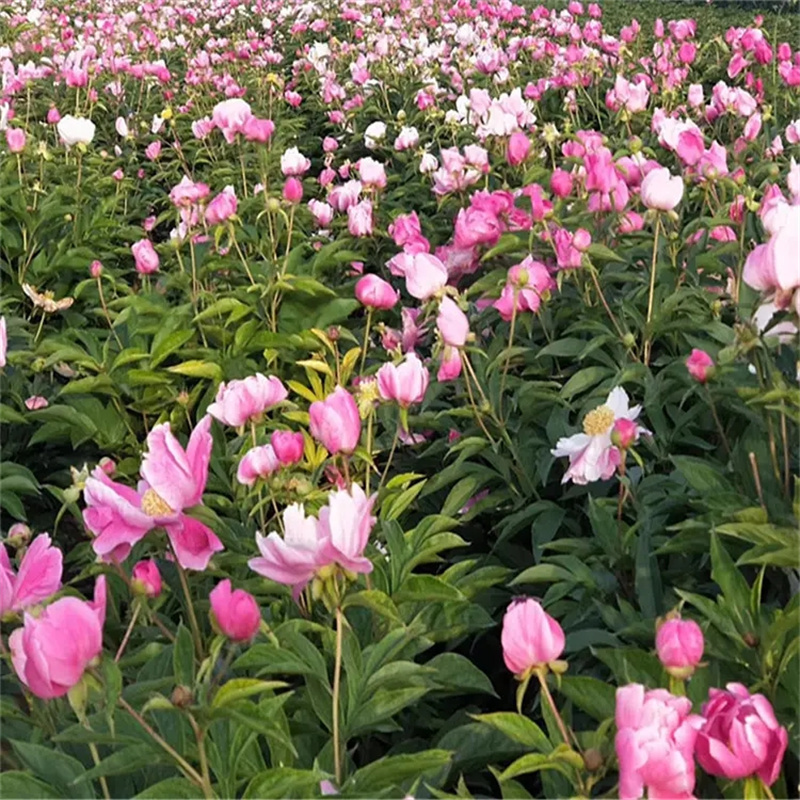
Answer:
[
  {"xmin": 9, "ymin": 576, "xmax": 106, "ymax": 699},
  {"xmin": 211, "ymin": 98, "xmax": 253, "ymax": 144},
  {"xmin": 309, "ymin": 387, "xmax": 361, "ymax": 455},
  {"xmin": 404, "ymin": 253, "xmax": 448, "ymax": 300},
  {"xmin": 282, "ymin": 177, "xmax": 303, "ymax": 204},
  {"xmin": 501, "ymin": 598, "xmax": 565, "ymax": 676},
  {"xmin": 237, "ymin": 445, "xmax": 281, "ymax": 486},
  {"xmin": 207, "ymin": 374, "xmax": 288, "ymax": 428},
  {"xmin": 280, "ymin": 147, "xmax": 311, "ymax": 176},
  {"xmin": 615, "ymin": 684, "xmax": 703, "ymax": 800},
  {"xmin": 5, "ymin": 128, "xmax": 26, "ymax": 153},
  {"xmin": 0, "ymin": 534, "xmax": 63, "ymax": 616},
  {"xmin": 655, "ymin": 617, "xmax": 704, "ymax": 677},
  {"xmin": 696, "ymin": 683, "xmax": 788, "ymax": 786},
  {"xmin": 347, "ymin": 199, "xmax": 373, "ymax": 237},
  {"xmin": 355, "ymin": 275, "xmax": 398, "ymax": 310},
  {"xmin": 493, "ymin": 258, "xmax": 555, "ymax": 321},
  {"xmin": 209, "ymin": 579, "xmax": 260, "ymax": 642},
  {"xmin": 249, "ymin": 504, "xmax": 325, "ymax": 596},
  {"xmin": 205, "ymin": 186, "xmax": 238, "ymax": 226},
  {"xmin": 131, "ymin": 239, "xmax": 159, "ymax": 274},
  {"xmin": 132, "ymin": 560, "xmax": 162, "ymax": 598},
  {"xmin": 24, "ymin": 396, "xmax": 48, "ymax": 410},
  {"xmin": 686, "ymin": 349, "xmax": 714, "ymax": 383},
  {"xmin": 271, "ymin": 431, "xmax": 304, "ymax": 466},
  {"xmin": 436, "ymin": 296, "xmax": 470, "ymax": 347},
  {"xmin": 507, "ymin": 132, "xmax": 531, "ymax": 166},
  {"xmin": 377, "ymin": 353, "xmax": 429, "ymax": 408},
  {"xmin": 83, "ymin": 417, "xmax": 223, "ymax": 569}
]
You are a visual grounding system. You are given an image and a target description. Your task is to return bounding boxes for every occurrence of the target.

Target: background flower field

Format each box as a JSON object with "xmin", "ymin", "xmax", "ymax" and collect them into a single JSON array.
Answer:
[{"xmin": 0, "ymin": 0, "xmax": 798, "ymax": 797}]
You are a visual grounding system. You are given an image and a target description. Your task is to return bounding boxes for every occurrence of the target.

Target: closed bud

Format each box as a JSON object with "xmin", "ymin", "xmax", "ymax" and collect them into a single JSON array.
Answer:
[
  {"xmin": 170, "ymin": 685, "xmax": 193, "ymax": 707},
  {"xmin": 583, "ymin": 748, "xmax": 603, "ymax": 772}
]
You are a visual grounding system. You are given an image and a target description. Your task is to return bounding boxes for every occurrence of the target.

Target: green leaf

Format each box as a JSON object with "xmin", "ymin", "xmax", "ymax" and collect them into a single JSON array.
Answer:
[
  {"xmin": 395, "ymin": 575, "xmax": 464, "ymax": 603},
  {"xmin": 166, "ymin": 360, "xmax": 222, "ymax": 381},
  {"xmin": 511, "ymin": 564, "xmax": 574, "ymax": 586},
  {"xmin": 135, "ymin": 778, "xmax": 205, "ymax": 799},
  {"xmin": 346, "ymin": 750, "xmax": 452, "ymax": 793},
  {"xmin": 472, "ymin": 713, "xmax": 552, "ymax": 752},
  {"xmin": 498, "ymin": 752, "xmax": 577, "ymax": 783},
  {"xmin": 557, "ymin": 677, "xmax": 616, "ymax": 722},
  {"xmin": 0, "ymin": 772, "xmax": 61, "ymax": 799},
  {"xmin": 671, "ymin": 456, "xmax": 734, "ymax": 494},
  {"xmin": 243, "ymin": 768, "xmax": 327, "ymax": 799},
  {"xmin": 710, "ymin": 533, "xmax": 751, "ymax": 626},
  {"xmin": 211, "ymin": 679, "xmax": 287, "ymax": 709},
  {"xmin": 343, "ymin": 590, "xmax": 402, "ymax": 623},
  {"xmin": 559, "ymin": 367, "xmax": 612, "ymax": 400},
  {"xmin": 173, "ymin": 624, "xmax": 195, "ymax": 687},
  {"xmin": 587, "ymin": 243, "xmax": 626, "ymax": 263},
  {"xmin": 81, "ymin": 745, "xmax": 164, "ymax": 780},
  {"xmin": 427, "ymin": 653, "xmax": 497, "ymax": 696},
  {"xmin": 10, "ymin": 741, "xmax": 95, "ymax": 799}
]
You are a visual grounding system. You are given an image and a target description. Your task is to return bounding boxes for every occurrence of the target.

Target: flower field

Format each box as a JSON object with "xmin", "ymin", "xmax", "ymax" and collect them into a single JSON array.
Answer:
[{"xmin": 0, "ymin": 0, "xmax": 798, "ymax": 797}]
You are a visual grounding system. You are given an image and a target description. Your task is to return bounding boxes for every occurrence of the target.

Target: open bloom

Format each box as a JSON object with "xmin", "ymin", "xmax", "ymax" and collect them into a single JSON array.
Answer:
[
  {"xmin": 82, "ymin": 417, "xmax": 223, "ymax": 569},
  {"xmin": 494, "ymin": 258, "xmax": 555, "ymax": 321},
  {"xmin": 316, "ymin": 484, "xmax": 376, "ymax": 575},
  {"xmin": 616, "ymin": 684, "xmax": 703, "ymax": 800},
  {"xmin": 205, "ymin": 186, "xmax": 238, "ymax": 226},
  {"xmin": 211, "ymin": 98, "xmax": 252, "ymax": 143},
  {"xmin": 695, "ymin": 683, "xmax": 788, "ymax": 786},
  {"xmin": 377, "ymin": 353, "xmax": 429, "ymax": 408},
  {"xmin": 209, "ymin": 579, "xmax": 260, "ymax": 642},
  {"xmin": 501, "ymin": 598, "xmax": 565, "ymax": 676},
  {"xmin": 309, "ymin": 387, "xmax": 361, "ymax": 455},
  {"xmin": 250, "ymin": 504, "xmax": 325, "ymax": 596},
  {"xmin": 0, "ymin": 534, "xmax": 63, "ymax": 617},
  {"xmin": 9, "ymin": 576, "xmax": 106, "ymax": 699},
  {"xmin": 208, "ymin": 374, "xmax": 288, "ymax": 428},
  {"xmin": 551, "ymin": 387, "xmax": 646, "ymax": 484}
]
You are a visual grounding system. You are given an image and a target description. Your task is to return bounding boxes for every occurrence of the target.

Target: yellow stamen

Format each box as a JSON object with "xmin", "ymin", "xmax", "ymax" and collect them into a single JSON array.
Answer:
[
  {"xmin": 141, "ymin": 488, "xmax": 173, "ymax": 517},
  {"xmin": 582, "ymin": 405, "xmax": 615, "ymax": 436}
]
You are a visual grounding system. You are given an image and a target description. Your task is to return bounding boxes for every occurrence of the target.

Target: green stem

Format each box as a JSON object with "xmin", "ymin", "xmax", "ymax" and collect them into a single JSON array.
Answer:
[
  {"xmin": 176, "ymin": 559, "xmax": 203, "ymax": 660},
  {"xmin": 118, "ymin": 696, "xmax": 205, "ymax": 788},
  {"xmin": 536, "ymin": 670, "xmax": 571, "ymax": 748},
  {"xmin": 359, "ymin": 307, "xmax": 374, "ymax": 375},
  {"xmin": 115, "ymin": 602, "xmax": 141, "ymax": 662},
  {"xmin": 188, "ymin": 715, "xmax": 215, "ymax": 800},
  {"xmin": 499, "ymin": 291, "xmax": 518, "ymax": 421},
  {"xmin": 643, "ymin": 213, "xmax": 661, "ymax": 366},
  {"xmin": 332, "ymin": 607, "xmax": 344, "ymax": 785}
]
